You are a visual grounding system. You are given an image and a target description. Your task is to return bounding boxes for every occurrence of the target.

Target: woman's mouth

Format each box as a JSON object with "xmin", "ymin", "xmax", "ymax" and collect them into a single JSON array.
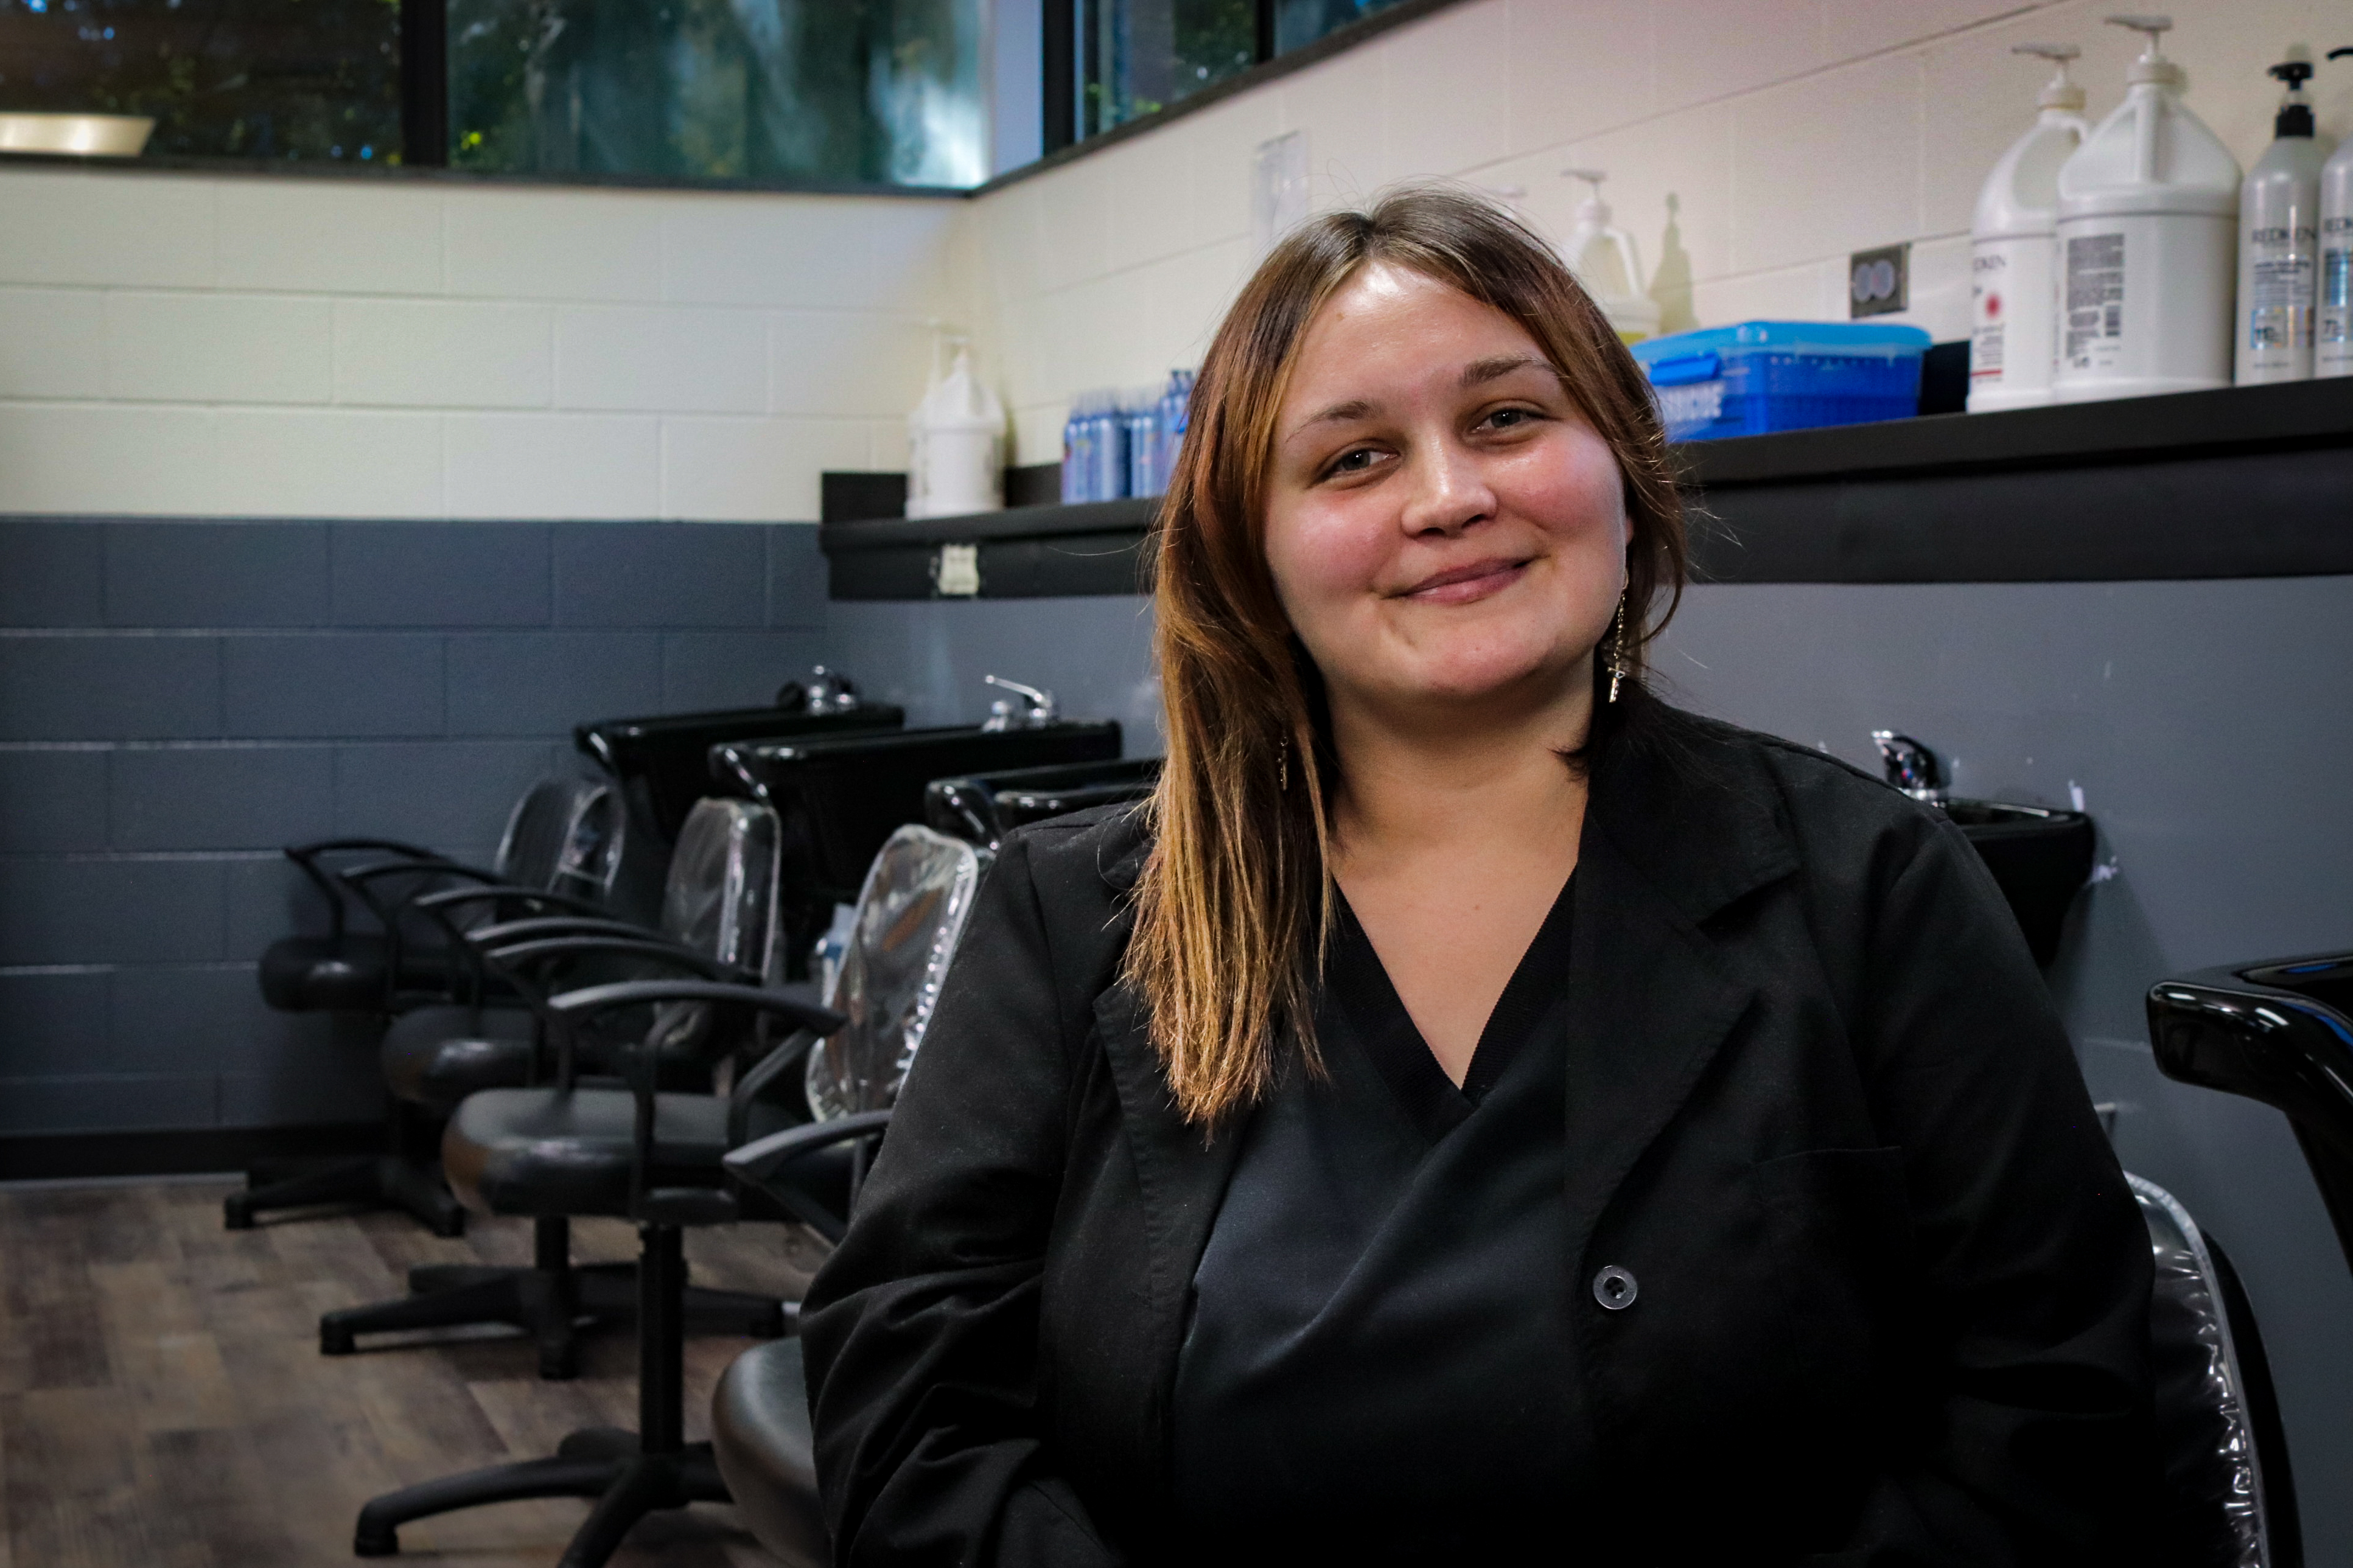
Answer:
[{"xmin": 1396, "ymin": 557, "xmax": 1530, "ymax": 605}]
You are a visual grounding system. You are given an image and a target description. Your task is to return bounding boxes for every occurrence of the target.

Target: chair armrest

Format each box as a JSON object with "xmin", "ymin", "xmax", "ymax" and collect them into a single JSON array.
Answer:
[
  {"xmin": 285, "ymin": 837, "xmax": 444, "ymax": 866},
  {"xmin": 547, "ymin": 980, "xmax": 844, "ymax": 1038},
  {"xmin": 469, "ymin": 913, "xmax": 658, "ymax": 950},
  {"xmin": 483, "ymin": 935, "xmax": 747, "ymax": 985},
  {"xmin": 414, "ymin": 883, "xmax": 609, "ymax": 922},
  {"xmin": 722, "ymin": 1112, "xmax": 893, "ymax": 1239},
  {"xmin": 727, "ymin": 1028, "xmax": 823, "ymax": 1144}
]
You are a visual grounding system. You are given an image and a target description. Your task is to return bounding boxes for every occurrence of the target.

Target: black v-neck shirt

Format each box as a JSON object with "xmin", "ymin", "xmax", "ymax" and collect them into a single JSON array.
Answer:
[{"xmin": 1171, "ymin": 874, "xmax": 1581, "ymax": 1561}]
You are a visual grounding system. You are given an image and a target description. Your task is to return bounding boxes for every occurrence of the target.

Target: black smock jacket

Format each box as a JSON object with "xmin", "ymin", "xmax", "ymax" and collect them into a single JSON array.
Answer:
[{"xmin": 799, "ymin": 698, "xmax": 2156, "ymax": 1567}]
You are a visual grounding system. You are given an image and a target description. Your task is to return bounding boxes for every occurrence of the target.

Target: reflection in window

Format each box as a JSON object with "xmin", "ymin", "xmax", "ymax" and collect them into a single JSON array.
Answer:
[
  {"xmin": 1074, "ymin": 0, "xmax": 1405, "ymax": 140},
  {"xmin": 1078, "ymin": 0, "xmax": 1251, "ymax": 139},
  {"xmin": 450, "ymin": 0, "xmax": 985, "ymax": 187},
  {"xmin": 0, "ymin": 0, "xmax": 401, "ymax": 162}
]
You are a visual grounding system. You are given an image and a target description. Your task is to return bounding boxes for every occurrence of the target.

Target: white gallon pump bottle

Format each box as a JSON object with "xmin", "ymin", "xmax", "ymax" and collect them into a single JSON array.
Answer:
[
  {"xmin": 2316, "ymin": 47, "xmax": 2353, "ymax": 378},
  {"xmin": 906, "ymin": 335, "xmax": 1005, "ymax": 520},
  {"xmin": 1561, "ymin": 169, "xmax": 1661, "ymax": 344},
  {"xmin": 2052, "ymin": 15, "xmax": 2242, "ymax": 402},
  {"xmin": 1968, "ymin": 44, "xmax": 2090, "ymax": 412},
  {"xmin": 2237, "ymin": 60, "xmax": 2333, "ymax": 384}
]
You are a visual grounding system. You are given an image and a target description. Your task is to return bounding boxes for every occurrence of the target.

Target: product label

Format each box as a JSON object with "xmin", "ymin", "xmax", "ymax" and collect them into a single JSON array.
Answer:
[
  {"xmin": 1654, "ymin": 379, "xmax": 1724, "ymax": 435},
  {"xmin": 1971, "ymin": 249, "xmax": 2006, "ymax": 381},
  {"xmin": 2248, "ymin": 225, "xmax": 2317, "ymax": 355},
  {"xmin": 2064, "ymin": 232, "xmax": 2125, "ymax": 371},
  {"xmin": 2321, "ymin": 217, "xmax": 2353, "ymax": 362}
]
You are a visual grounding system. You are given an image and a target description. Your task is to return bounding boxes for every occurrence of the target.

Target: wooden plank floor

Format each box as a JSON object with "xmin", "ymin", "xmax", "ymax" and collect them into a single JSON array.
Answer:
[{"xmin": 0, "ymin": 1177, "xmax": 830, "ymax": 1568}]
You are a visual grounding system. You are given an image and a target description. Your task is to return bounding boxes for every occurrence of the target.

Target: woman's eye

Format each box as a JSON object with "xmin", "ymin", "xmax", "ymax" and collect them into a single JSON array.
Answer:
[
  {"xmin": 1327, "ymin": 447, "xmax": 1379, "ymax": 476},
  {"xmin": 1483, "ymin": 406, "xmax": 1537, "ymax": 431}
]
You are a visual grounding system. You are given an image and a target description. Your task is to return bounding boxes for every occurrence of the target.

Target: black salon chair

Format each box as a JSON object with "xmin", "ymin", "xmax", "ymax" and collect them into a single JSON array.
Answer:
[
  {"xmin": 229, "ymin": 776, "xmax": 624, "ymax": 1233},
  {"xmin": 711, "ymin": 682, "xmax": 1117, "ymax": 975},
  {"xmin": 351, "ymin": 974, "xmax": 844, "ymax": 1566},
  {"xmin": 707, "ymin": 824, "xmax": 987, "ymax": 1566},
  {"xmin": 924, "ymin": 754, "xmax": 1161, "ymax": 854},
  {"xmin": 321, "ymin": 797, "xmax": 800, "ymax": 1378},
  {"xmin": 2129, "ymin": 1173, "xmax": 2301, "ymax": 1567},
  {"xmin": 575, "ymin": 668, "xmax": 903, "ymax": 921},
  {"xmin": 2148, "ymin": 954, "xmax": 2353, "ymax": 1275}
]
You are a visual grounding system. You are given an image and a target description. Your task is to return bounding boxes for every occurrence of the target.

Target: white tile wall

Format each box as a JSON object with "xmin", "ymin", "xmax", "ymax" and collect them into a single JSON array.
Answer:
[
  {"xmin": 332, "ymin": 299, "xmax": 554, "ymax": 409},
  {"xmin": 217, "ymin": 408, "xmax": 443, "ymax": 517},
  {"xmin": 0, "ymin": 0, "xmax": 2315, "ymax": 520},
  {"xmin": 105, "ymin": 293, "xmax": 334, "ymax": 405},
  {"xmin": 555, "ymin": 305, "xmax": 769, "ymax": 414},
  {"xmin": 0, "ymin": 169, "xmax": 960, "ymax": 519},
  {"xmin": 0, "ymin": 287, "xmax": 108, "ymax": 399},
  {"xmin": 445, "ymin": 413, "xmax": 661, "ymax": 519}
]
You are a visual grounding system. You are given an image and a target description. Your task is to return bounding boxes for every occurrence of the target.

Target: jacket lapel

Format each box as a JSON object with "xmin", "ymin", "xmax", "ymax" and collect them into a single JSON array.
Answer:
[{"xmin": 1559, "ymin": 702, "xmax": 1800, "ymax": 1241}]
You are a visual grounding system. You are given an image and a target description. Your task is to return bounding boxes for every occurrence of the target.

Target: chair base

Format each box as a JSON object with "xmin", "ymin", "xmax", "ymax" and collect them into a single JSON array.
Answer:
[
  {"xmin": 320, "ymin": 1242, "xmax": 786, "ymax": 1381},
  {"xmin": 223, "ymin": 1152, "xmax": 466, "ymax": 1238},
  {"xmin": 352, "ymin": 1427, "xmax": 729, "ymax": 1566}
]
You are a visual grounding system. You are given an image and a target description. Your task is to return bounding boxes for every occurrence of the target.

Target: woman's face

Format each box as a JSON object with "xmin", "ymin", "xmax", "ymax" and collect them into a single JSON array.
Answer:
[{"xmin": 1262, "ymin": 262, "xmax": 1628, "ymax": 725}]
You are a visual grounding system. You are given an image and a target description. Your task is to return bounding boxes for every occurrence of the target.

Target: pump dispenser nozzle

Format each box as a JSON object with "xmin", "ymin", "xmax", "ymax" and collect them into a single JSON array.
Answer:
[
  {"xmin": 2269, "ymin": 58, "xmax": 2317, "ymax": 137},
  {"xmin": 2013, "ymin": 44, "xmax": 2086, "ymax": 111},
  {"xmin": 2106, "ymin": 14, "xmax": 2183, "ymax": 86},
  {"xmin": 1562, "ymin": 167, "xmax": 1610, "ymax": 221}
]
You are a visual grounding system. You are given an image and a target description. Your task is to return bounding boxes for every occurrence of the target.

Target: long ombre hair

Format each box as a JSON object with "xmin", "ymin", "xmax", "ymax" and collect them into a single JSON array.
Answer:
[{"xmin": 1124, "ymin": 184, "xmax": 1688, "ymax": 1126}]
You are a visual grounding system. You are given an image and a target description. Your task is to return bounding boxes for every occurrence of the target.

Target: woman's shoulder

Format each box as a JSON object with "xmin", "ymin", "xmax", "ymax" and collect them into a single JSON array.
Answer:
[
  {"xmin": 990, "ymin": 798, "xmax": 1153, "ymax": 947},
  {"xmin": 1629, "ymin": 699, "xmax": 1953, "ymax": 863}
]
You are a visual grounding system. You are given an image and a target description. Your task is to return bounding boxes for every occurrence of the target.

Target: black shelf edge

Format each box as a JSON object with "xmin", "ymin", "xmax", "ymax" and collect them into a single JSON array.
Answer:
[
  {"xmin": 1680, "ymin": 377, "xmax": 2353, "ymax": 489},
  {"xmin": 822, "ymin": 382, "xmax": 2353, "ymax": 598},
  {"xmin": 822, "ymin": 497, "xmax": 1158, "ymax": 550}
]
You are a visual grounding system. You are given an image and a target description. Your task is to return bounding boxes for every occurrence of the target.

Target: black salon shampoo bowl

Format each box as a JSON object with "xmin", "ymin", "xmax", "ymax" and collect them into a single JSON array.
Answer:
[
  {"xmin": 1943, "ymin": 799, "xmax": 2095, "ymax": 967},
  {"xmin": 925, "ymin": 755, "xmax": 1163, "ymax": 851}
]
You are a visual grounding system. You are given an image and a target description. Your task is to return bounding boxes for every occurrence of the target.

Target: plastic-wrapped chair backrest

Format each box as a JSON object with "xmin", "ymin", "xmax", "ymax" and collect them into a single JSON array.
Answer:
[
  {"xmin": 805, "ymin": 824, "xmax": 981, "ymax": 1120},
  {"xmin": 496, "ymin": 776, "xmax": 624, "ymax": 901},
  {"xmin": 659, "ymin": 797, "xmax": 783, "ymax": 978},
  {"xmin": 2133, "ymin": 1173, "xmax": 2293, "ymax": 1568}
]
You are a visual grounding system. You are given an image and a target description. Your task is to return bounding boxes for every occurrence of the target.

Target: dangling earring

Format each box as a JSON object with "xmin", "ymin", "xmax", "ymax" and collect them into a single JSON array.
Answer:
[
  {"xmin": 1606, "ymin": 598, "xmax": 1632, "ymax": 705},
  {"xmin": 1278, "ymin": 735, "xmax": 1291, "ymax": 792}
]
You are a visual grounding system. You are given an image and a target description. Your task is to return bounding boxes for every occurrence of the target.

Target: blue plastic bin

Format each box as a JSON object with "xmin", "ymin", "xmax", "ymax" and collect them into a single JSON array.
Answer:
[{"xmin": 1631, "ymin": 321, "xmax": 1930, "ymax": 442}]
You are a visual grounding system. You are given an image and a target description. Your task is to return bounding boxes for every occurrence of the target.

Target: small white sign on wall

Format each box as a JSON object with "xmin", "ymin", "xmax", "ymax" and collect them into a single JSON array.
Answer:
[{"xmin": 1252, "ymin": 131, "xmax": 1309, "ymax": 257}]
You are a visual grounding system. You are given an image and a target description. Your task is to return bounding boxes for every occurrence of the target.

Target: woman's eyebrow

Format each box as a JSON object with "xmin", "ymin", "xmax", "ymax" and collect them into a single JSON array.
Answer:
[
  {"xmin": 1460, "ymin": 354, "xmax": 1556, "ymax": 388},
  {"xmin": 1289, "ymin": 397, "xmax": 1376, "ymax": 439}
]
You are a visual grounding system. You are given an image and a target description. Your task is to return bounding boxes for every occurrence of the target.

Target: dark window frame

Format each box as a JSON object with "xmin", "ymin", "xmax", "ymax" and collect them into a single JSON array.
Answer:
[
  {"xmin": 1004, "ymin": 0, "xmax": 1466, "ymax": 197},
  {"xmin": 0, "ymin": 0, "xmax": 1470, "ymax": 198}
]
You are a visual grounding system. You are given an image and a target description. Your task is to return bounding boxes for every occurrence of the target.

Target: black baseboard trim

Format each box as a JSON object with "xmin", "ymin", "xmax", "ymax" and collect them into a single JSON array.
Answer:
[{"xmin": 0, "ymin": 1122, "xmax": 383, "ymax": 1184}]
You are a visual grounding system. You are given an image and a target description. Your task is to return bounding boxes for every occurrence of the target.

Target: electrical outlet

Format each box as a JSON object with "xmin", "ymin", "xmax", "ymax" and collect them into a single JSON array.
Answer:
[
  {"xmin": 933, "ymin": 542, "xmax": 981, "ymax": 598},
  {"xmin": 1848, "ymin": 243, "xmax": 1909, "ymax": 318}
]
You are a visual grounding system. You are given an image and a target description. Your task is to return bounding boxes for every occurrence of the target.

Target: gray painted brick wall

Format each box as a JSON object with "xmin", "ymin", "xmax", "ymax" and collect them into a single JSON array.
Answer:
[{"xmin": 0, "ymin": 517, "xmax": 830, "ymax": 1136}]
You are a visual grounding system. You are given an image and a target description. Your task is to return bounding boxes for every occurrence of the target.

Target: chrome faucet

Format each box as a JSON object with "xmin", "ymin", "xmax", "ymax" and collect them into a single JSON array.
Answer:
[
  {"xmin": 1870, "ymin": 730, "xmax": 1946, "ymax": 803},
  {"xmin": 981, "ymin": 674, "xmax": 1057, "ymax": 730},
  {"xmin": 803, "ymin": 665, "xmax": 862, "ymax": 714}
]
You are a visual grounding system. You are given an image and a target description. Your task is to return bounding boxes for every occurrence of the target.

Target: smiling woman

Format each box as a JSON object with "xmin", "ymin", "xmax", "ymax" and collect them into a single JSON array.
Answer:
[{"xmin": 797, "ymin": 185, "xmax": 2161, "ymax": 1566}]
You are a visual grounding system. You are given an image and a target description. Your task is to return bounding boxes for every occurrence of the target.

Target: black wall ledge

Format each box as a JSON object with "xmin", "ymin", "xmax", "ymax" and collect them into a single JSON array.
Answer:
[{"xmin": 821, "ymin": 379, "xmax": 2353, "ymax": 599}]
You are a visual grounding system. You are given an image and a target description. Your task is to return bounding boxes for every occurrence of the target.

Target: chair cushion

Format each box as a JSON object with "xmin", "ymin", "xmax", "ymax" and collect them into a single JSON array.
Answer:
[
  {"xmin": 381, "ymin": 1005, "xmax": 536, "ymax": 1113},
  {"xmin": 711, "ymin": 1337, "xmax": 827, "ymax": 1566},
  {"xmin": 259, "ymin": 934, "xmax": 458, "ymax": 1013},
  {"xmin": 259, "ymin": 935, "xmax": 386, "ymax": 1012},
  {"xmin": 442, "ymin": 1086, "xmax": 789, "ymax": 1220}
]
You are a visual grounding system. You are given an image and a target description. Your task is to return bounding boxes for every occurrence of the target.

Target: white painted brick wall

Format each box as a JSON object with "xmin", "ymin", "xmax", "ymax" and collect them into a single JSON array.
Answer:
[{"xmin": 0, "ymin": 169, "xmax": 961, "ymax": 520}]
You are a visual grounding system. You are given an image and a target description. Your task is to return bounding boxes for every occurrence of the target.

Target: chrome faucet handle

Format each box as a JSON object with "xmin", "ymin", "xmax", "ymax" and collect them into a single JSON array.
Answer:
[
  {"xmin": 1870, "ymin": 730, "xmax": 1946, "ymax": 801},
  {"xmin": 981, "ymin": 675, "xmax": 1056, "ymax": 730},
  {"xmin": 805, "ymin": 665, "xmax": 861, "ymax": 714}
]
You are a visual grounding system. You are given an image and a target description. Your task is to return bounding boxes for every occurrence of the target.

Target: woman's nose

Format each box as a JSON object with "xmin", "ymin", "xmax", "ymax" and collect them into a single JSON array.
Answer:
[{"xmin": 1399, "ymin": 442, "xmax": 1495, "ymax": 538}]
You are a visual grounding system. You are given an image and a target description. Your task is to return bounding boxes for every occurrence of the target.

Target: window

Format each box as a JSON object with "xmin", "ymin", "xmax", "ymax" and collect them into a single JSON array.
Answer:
[
  {"xmin": 1061, "ymin": 0, "xmax": 1407, "ymax": 144},
  {"xmin": 450, "ymin": 0, "xmax": 984, "ymax": 187},
  {"xmin": 0, "ymin": 0, "xmax": 402, "ymax": 163}
]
